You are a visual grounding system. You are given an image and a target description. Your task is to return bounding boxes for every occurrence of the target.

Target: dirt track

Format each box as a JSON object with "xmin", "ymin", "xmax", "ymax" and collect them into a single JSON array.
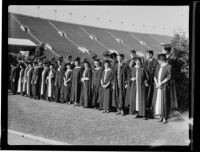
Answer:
[{"xmin": 8, "ymin": 94, "xmax": 190, "ymax": 145}]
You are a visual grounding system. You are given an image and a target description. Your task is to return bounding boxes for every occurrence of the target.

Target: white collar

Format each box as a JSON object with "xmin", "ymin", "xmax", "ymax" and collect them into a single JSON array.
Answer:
[
  {"xmin": 160, "ymin": 62, "xmax": 167, "ymax": 67},
  {"xmin": 75, "ymin": 66, "xmax": 81, "ymax": 69},
  {"xmin": 104, "ymin": 68, "xmax": 111, "ymax": 72},
  {"xmin": 95, "ymin": 67, "xmax": 101, "ymax": 70}
]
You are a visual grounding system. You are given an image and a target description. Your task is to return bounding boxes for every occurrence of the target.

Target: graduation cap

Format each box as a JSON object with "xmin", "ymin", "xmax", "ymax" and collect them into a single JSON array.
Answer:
[
  {"xmin": 110, "ymin": 52, "xmax": 118, "ymax": 59},
  {"xmin": 118, "ymin": 53, "xmax": 124, "ymax": 58},
  {"xmin": 162, "ymin": 44, "xmax": 171, "ymax": 52},
  {"xmin": 74, "ymin": 57, "xmax": 80, "ymax": 62},
  {"xmin": 130, "ymin": 50, "xmax": 136, "ymax": 53},
  {"xmin": 58, "ymin": 56, "xmax": 63, "ymax": 62},
  {"xmin": 91, "ymin": 54, "xmax": 98, "ymax": 60},
  {"xmin": 67, "ymin": 55, "xmax": 72, "ymax": 59},
  {"xmin": 157, "ymin": 53, "xmax": 167, "ymax": 60},
  {"xmin": 146, "ymin": 50, "xmax": 154, "ymax": 55},
  {"xmin": 103, "ymin": 51, "xmax": 110, "ymax": 57}
]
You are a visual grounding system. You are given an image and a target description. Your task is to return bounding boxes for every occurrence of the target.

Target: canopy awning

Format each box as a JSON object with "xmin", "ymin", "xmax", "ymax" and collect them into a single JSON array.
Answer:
[{"xmin": 8, "ymin": 38, "xmax": 37, "ymax": 47}]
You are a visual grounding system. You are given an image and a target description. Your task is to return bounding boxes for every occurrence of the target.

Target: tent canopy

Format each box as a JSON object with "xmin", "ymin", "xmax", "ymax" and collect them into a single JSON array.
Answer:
[{"xmin": 8, "ymin": 38, "xmax": 37, "ymax": 47}]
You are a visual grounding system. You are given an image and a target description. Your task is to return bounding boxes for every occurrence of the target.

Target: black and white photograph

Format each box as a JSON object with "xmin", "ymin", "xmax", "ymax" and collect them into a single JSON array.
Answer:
[{"xmin": 3, "ymin": 2, "xmax": 196, "ymax": 149}]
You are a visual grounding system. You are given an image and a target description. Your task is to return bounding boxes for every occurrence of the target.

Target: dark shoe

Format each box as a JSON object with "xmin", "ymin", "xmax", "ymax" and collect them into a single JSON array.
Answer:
[
  {"xmin": 163, "ymin": 118, "xmax": 168, "ymax": 124},
  {"xmin": 134, "ymin": 115, "xmax": 139, "ymax": 118},
  {"xmin": 158, "ymin": 118, "xmax": 163, "ymax": 122},
  {"xmin": 106, "ymin": 111, "xmax": 110, "ymax": 113},
  {"xmin": 143, "ymin": 117, "xmax": 148, "ymax": 120},
  {"xmin": 116, "ymin": 112, "xmax": 121, "ymax": 115},
  {"xmin": 102, "ymin": 110, "xmax": 106, "ymax": 113}
]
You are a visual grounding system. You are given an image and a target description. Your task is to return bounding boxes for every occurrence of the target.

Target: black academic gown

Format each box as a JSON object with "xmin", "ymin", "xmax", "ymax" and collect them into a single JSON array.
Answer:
[
  {"xmin": 27, "ymin": 67, "xmax": 34, "ymax": 97},
  {"xmin": 71, "ymin": 67, "xmax": 83, "ymax": 104},
  {"xmin": 40, "ymin": 67, "xmax": 50, "ymax": 100},
  {"xmin": 10, "ymin": 67, "xmax": 20, "ymax": 94},
  {"xmin": 80, "ymin": 68, "xmax": 92, "ymax": 108},
  {"xmin": 152, "ymin": 64, "xmax": 172, "ymax": 119},
  {"xmin": 112, "ymin": 62, "xmax": 128, "ymax": 109},
  {"xmin": 143, "ymin": 58, "xmax": 159, "ymax": 109},
  {"xmin": 101, "ymin": 68, "xmax": 113, "ymax": 111},
  {"xmin": 166, "ymin": 55, "xmax": 179, "ymax": 111},
  {"xmin": 124, "ymin": 58, "xmax": 136, "ymax": 107},
  {"xmin": 91, "ymin": 67, "xmax": 103, "ymax": 108},
  {"xmin": 55, "ymin": 67, "xmax": 65, "ymax": 103},
  {"xmin": 128, "ymin": 66, "xmax": 148, "ymax": 116},
  {"xmin": 63, "ymin": 70, "xmax": 73, "ymax": 102}
]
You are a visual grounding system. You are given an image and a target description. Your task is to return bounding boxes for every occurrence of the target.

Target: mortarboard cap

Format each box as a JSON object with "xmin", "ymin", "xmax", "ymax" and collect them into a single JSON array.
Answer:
[
  {"xmin": 157, "ymin": 53, "xmax": 167, "ymax": 60},
  {"xmin": 146, "ymin": 50, "xmax": 154, "ymax": 55},
  {"xmin": 130, "ymin": 50, "xmax": 136, "ymax": 53},
  {"xmin": 110, "ymin": 52, "xmax": 118, "ymax": 59},
  {"xmin": 103, "ymin": 51, "xmax": 110, "ymax": 57}
]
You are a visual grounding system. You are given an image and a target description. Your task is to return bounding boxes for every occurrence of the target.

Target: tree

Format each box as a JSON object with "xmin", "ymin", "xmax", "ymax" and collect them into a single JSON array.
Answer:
[{"xmin": 170, "ymin": 32, "xmax": 189, "ymax": 111}]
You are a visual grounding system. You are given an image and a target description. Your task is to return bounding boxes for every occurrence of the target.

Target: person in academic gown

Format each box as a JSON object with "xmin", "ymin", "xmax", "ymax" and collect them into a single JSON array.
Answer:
[
  {"xmin": 17, "ymin": 62, "xmax": 25, "ymax": 95},
  {"xmin": 22, "ymin": 62, "xmax": 29, "ymax": 96},
  {"xmin": 67, "ymin": 55, "xmax": 75, "ymax": 69},
  {"xmin": 63, "ymin": 63, "xmax": 73, "ymax": 104},
  {"xmin": 27, "ymin": 62, "xmax": 34, "ymax": 97},
  {"xmin": 110, "ymin": 52, "xmax": 118, "ymax": 70},
  {"xmin": 10, "ymin": 63, "xmax": 20, "ymax": 95},
  {"xmin": 91, "ymin": 59, "xmax": 103, "ymax": 109},
  {"xmin": 128, "ymin": 57, "xmax": 149, "ymax": 118},
  {"xmin": 40, "ymin": 61, "xmax": 50, "ymax": 100},
  {"xmin": 31, "ymin": 61, "xmax": 38, "ymax": 98},
  {"xmin": 143, "ymin": 50, "xmax": 159, "ymax": 118},
  {"xmin": 71, "ymin": 57, "xmax": 83, "ymax": 106},
  {"xmin": 162, "ymin": 44, "xmax": 179, "ymax": 111},
  {"xmin": 47, "ymin": 63, "xmax": 56, "ymax": 102},
  {"xmin": 112, "ymin": 54, "xmax": 128, "ymax": 116},
  {"xmin": 80, "ymin": 60, "xmax": 92, "ymax": 108},
  {"xmin": 54, "ymin": 57, "xmax": 65, "ymax": 103},
  {"xmin": 101, "ymin": 60, "xmax": 113, "ymax": 113},
  {"xmin": 152, "ymin": 54, "xmax": 172, "ymax": 124},
  {"xmin": 125, "ymin": 50, "xmax": 137, "ymax": 108}
]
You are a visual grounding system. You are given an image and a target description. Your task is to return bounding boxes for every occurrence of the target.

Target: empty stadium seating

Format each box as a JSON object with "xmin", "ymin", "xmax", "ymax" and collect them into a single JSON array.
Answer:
[{"xmin": 8, "ymin": 13, "xmax": 173, "ymax": 60}]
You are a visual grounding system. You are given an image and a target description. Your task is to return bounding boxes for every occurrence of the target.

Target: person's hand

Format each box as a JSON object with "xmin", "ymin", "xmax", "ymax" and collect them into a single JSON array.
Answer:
[
  {"xmin": 156, "ymin": 82, "xmax": 162, "ymax": 88},
  {"xmin": 131, "ymin": 77, "xmax": 136, "ymax": 81},
  {"xmin": 125, "ymin": 84, "xmax": 127, "ymax": 88},
  {"xmin": 145, "ymin": 82, "xmax": 149, "ymax": 87},
  {"xmin": 113, "ymin": 85, "xmax": 115, "ymax": 90},
  {"xmin": 34, "ymin": 81, "xmax": 37, "ymax": 85}
]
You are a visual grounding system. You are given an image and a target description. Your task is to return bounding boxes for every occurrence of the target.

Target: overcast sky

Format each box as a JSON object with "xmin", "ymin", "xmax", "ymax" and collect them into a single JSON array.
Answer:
[{"xmin": 8, "ymin": 5, "xmax": 189, "ymax": 36}]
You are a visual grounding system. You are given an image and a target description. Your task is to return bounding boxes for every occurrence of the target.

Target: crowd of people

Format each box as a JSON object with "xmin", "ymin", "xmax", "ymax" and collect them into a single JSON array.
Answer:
[{"xmin": 9, "ymin": 44, "xmax": 178, "ymax": 124}]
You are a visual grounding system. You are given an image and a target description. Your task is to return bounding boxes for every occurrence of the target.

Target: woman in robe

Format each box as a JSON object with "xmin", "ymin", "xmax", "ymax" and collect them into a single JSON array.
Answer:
[
  {"xmin": 91, "ymin": 59, "xmax": 103, "ymax": 109},
  {"xmin": 152, "ymin": 54, "xmax": 172, "ymax": 124},
  {"xmin": 63, "ymin": 63, "xmax": 73, "ymax": 104},
  {"xmin": 71, "ymin": 57, "xmax": 83, "ymax": 106},
  {"xmin": 101, "ymin": 60, "xmax": 113, "ymax": 113},
  {"xmin": 129, "ymin": 57, "xmax": 149, "ymax": 118},
  {"xmin": 80, "ymin": 60, "xmax": 92, "ymax": 108},
  {"xmin": 40, "ymin": 61, "xmax": 50, "ymax": 100},
  {"xmin": 27, "ymin": 62, "xmax": 34, "ymax": 98},
  {"xmin": 47, "ymin": 63, "xmax": 56, "ymax": 102},
  {"xmin": 22, "ymin": 62, "xmax": 29, "ymax": 96},
  {"xmin": 17, "ymin": 62, "xmax": 25, "ymax": 95}
]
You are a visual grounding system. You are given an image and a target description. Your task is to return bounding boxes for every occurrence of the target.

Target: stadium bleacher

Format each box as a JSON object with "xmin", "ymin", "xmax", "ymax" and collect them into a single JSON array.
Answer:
[{"xmin": 8, "ymin": 13, "xmax": 173, "ymax": 60}]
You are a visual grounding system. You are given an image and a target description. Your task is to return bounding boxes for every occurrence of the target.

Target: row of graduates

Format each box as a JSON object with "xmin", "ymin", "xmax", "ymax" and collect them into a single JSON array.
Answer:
[{"xmin": 10, "ymin": 47, "xmax": 178, "ymax": 124}]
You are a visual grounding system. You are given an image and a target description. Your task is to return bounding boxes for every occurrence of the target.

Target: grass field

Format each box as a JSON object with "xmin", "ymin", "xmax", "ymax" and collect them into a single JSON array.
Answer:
[{"xmin": 8, "ymin": 94, "xmax": 189, "ymax": 145}]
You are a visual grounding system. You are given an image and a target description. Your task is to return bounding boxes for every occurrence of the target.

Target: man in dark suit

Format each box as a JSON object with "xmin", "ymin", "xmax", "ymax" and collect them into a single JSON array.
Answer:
[
  {"xmin": 32, "ymin": 61, "xmax": 41, "ymax": 99},
  {"xmin": 143, "ymin": 50, "xmax": 159, "ymax": 119}
]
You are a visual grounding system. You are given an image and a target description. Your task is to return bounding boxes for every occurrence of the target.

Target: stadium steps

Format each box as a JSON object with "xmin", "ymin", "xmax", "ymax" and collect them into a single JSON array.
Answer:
[
  {"xmin": 12, "ymin": 14, "xmax": 85, "ymax": 59},
  {"xmin": 9, "ymin": 13, "xmax": 173, "ymax": 59}
]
